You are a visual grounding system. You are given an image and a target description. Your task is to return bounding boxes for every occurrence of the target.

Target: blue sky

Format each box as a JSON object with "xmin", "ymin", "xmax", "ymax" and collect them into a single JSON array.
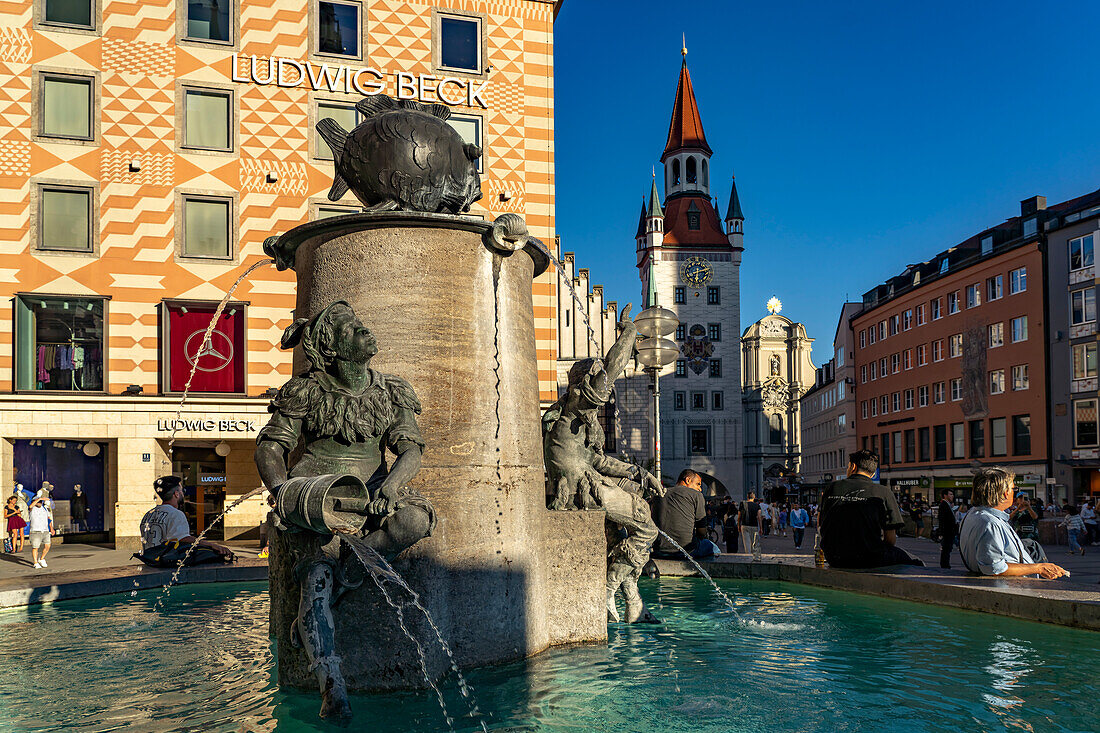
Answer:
[{"xmin": 552, "ymin": 1, "xmax": 1100, "ymax": 363}]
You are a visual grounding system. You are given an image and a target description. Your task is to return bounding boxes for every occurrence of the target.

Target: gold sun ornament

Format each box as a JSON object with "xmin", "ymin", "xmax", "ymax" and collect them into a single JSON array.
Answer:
[{"xmin": 766, "ymin": 297, "xmax": 782, "ymax": 315}]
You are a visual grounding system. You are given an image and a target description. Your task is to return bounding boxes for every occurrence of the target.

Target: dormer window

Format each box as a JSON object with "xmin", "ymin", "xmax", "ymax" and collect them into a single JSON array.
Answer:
[
  {"xmin": 1022, "ymin": 217, "xmax": 1037, "ymax": 237},
  {"xmin": 687, "ymin": 201, "xmax": 700, "ymax": 230},
  {"xmin": 981, "ymin": 235, "xmax": 993, "ymax": 255},
  {"xmin": 939, "ymin": 258, "xmax": 949, "ymax": 274}
]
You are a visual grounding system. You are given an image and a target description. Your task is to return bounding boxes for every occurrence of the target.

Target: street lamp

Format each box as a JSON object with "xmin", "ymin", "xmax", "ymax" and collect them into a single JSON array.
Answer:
[{"xmin": 635, "ymin": 304, "xmax": 679, "ymax": 483}]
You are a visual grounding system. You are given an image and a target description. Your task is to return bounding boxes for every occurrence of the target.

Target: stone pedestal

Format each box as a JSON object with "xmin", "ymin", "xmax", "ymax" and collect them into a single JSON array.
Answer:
[{"xmin": 266, "ymin": 212, "xmax": 606, "ymax": 691}]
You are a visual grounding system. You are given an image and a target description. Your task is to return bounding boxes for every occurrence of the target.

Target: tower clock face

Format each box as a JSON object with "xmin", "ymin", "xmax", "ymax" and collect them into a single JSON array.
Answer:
[{"xmin": 680, "ymin": 256, "xmax": 713, "ymax": 287}]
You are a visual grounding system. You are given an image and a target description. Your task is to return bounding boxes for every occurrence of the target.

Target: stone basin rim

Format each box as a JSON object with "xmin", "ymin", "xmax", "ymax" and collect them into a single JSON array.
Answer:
[{"xmin": 264, "ymin": 210, "xmax": 550, "ymax": 277}]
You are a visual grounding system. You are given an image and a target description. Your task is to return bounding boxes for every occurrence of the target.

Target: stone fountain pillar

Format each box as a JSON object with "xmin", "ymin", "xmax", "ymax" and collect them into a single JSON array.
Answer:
[{"xmin": 266, "ymin": 211, "xmax": 606, "ymax": 692}]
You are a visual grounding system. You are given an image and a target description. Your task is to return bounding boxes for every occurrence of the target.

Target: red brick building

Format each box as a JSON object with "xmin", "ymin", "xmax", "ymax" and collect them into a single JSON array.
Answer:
[{"xmin": 852, "ymin": 198, "xmax": 1049, "ymax": 500}]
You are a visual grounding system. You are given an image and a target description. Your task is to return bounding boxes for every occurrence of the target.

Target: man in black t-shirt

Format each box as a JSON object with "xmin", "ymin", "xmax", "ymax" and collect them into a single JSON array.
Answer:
[
  {"xmin": 819, "ymin": 450, "xmax": 922, "ymax": 569},
  {"xmin": 652, "ymin": 469, "xmax": 717, "ymax": 559}
]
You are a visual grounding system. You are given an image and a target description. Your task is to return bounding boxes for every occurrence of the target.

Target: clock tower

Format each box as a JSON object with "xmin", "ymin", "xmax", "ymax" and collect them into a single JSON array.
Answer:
[{"xmin": 620, "ymin": 49, "xmax": 745, "ymax": 496}]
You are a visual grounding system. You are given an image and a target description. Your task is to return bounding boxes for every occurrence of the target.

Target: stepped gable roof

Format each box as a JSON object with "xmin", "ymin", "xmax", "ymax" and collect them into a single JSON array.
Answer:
[
  {"xmin": 725, "ymin": 177, "xmax": 744, "ymax": 221},
  {"xmin": 661, "ymin": 59, "xmax": 712, "ymax": 161},
  {"xmin": 662, "ymin": 194, "xmax": 726, "ymax": 246},
  {"xmin": 634, "ymin": 199, "xmax": 647, "ymax": 238}
]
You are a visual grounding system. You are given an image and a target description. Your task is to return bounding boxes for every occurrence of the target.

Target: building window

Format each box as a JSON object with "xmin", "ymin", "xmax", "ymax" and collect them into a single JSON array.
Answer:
[
  {"xmin": 969, "ymin": 419, "xmax": 985, "ymax": 458},
  {"xmin": 862, "ymin": 400, "xmax": 868, "ymax": 419},
  {"xmin": 990, "ymin": 417, "xmax": 1007, "ymax": 457},
  {"xmin": 868, "ymin": 326, "xmax": 876, "ymax": 345},
  {"xmin": 903, "ymin": 349, "xmax": 912, "ymax": 370},
  {"xmin": 892, "ymin": 392, "xmax": 900, "ymax": 412},
  {"xmin": 1071, "ymin": 288, "xmax": 1096, "ymax": 326},
  {"xmin": 870, "ymin": 399, "xmax": 877, "ymax": 417},
  {"xmin": 880, "ymin": 357, "xmax": 887, "ymax": 376},
  {"xmin": 40, "ymin": 73, "xmax": 93, "ymax": 140},
  {"xmin": 987, "ymin": 275, "xmax": 1003, "ymax": 301},
  {"xmin": 891, "ymin": 353, "xmax": 900, "ymax": 373},
  {"xmin": 1073, "ymin": 343, "xmax": 1097, "ymax": 380},
  {"xmin": 707, "ymin": 323, "xmax": 721, "ymax": 341},
  {"xmin": 1011, "ymin": 316, "xmax": 1028, "ymax": 343},
  {"xmin": 437, "ymin": 11, "xmax": 481, "ymax": 72},
  {"xmin": 1075, "ymin": 399, "xmax": 1099, "ymax": 447},
  {"xmin": 990, "ymin": 369, "xmax": 1005, "ymax": 395},
  {"xmin": 164, "ymin": 301, "xmax": 246, "ymax": 393},
  {"xmin": 932, "ymin": 339, "xmax": 944, "ymax": 362},
  {"xmin": 880, "ymin": 395, "xmax": 888, "ymax": 414},
  {"xmin": 950, "ymin": 378, "xmax": 962, "ymax": 401},
  {"xmin": 893, "ymin": 431, "xmax": 903, "ymax": 464},
  {"xmin": 673, "ymin": 391, "xmax": 685, "ymax": 411},
  {"xmin": 675, "ymin": 323, "xmax": 685, "ymax": 341},
  {"xmin": 14, "ymin": 295, "xmax": 105, "ymax": 392},
  {"xmin": 318, "ymin": 0, "xmax": 362, "ymax": 57},
  {"xmin": 1009, "ymin": 267, "xmax": 1027, "ymax": 294},
  {"xmin": 712, "ymin": 391, "xmax": 723, "ymax": 410},
  {"xmin": 690, "ymin": 391, "xmax": 705, "ymax": 410},
  {"xmin": 1070, "ymin": 234, "xmax": 1095, "ymax": 272},
  {"xmin": 36, "ymin": 184, "xmax": 92, "ymax": 253},
  {"xmin": 181, "ymin": 195, "xmax": 232, "ymax": 259},
  {"xmin": 981, "ymin": 235, "xmax": 993, "ymax": 255},
  {"xmin": 1012, "ymin": 415, "xmax": 1031, "ymax": 455},
  {"xmin": 709, "ymin": 359, "xmax": 722, "ymax": 378},
  {"xmin": 674, "ymin": 359, "xmax": 686, "ymax": 377},
  {"xmin": 860, "ymin": 365, "xmax": 867, "ymax": 383},
  {"xmin": 859, "ymin": 330, "xmax": 866, "ymax": 349},
  {"xmin": 934, "ymin": 381, "xmax": 946, "ymax": 404},
  {"xmin": 838, "ymin": 380, "xmax": 845, "ymax": 400},
  {"xmin": 690, "ymin": 427, "xmax": 711, "ymax": 456},
  {"xmin": 182, "ymin": 87, "xmax": 232, "ymax": 151},
  {"xmin": 315, "ymin": 102, "xmax": 360, "ymax": 160},
  {"xmin": 918, "ymin": 385, "xmax": 928, "ymax": 407},
  {"xmin": 904, "ymin": 389, "xmax": 914, "ymax": 410},
  {"xmin": 1023, "ymin": 217, "xmax": 1037, "ymax": 237},
  {"xmin": 949, "ymin": 333, "xmax": 962, "ymax": 358},
  {"xmin": 966, "ymin": 284, "xmax": 981, "ymax": 308},
  {"xmin": 917, "ymin": 344, "xmax": 927, "ymax": 366},
  {"xmin": 837, "ymin": 347, "xmax": 845, "ymax": 367},
  {"xmin": 948, "ymin": 291, "xmax": 960, "ymax": 314},
  {"xmin": 769, "ymin": 414, "xmax": 783, "ymax": 445},
  {"xmin": 903, "ymin": 309, "xmax": 912, "ymax": 330},
  {"xmin": 43, "ymin": 0, "xmax": 93, "ymax": 27},
  {"xmin": 933, "ymin": 424, "xmax": 947, "ymax": 461},
  {"xmin": 1010, "ymin": 364, "xmax": 1029, "ymax": 391},
  {"xmin": 674, "ymin": 287, "xmax": 685, "ymax": 304},
  {"xmin": 916, "ymin": 304, "xmax": 925, "ymax": 326},
  {"xmin": 988, "ymin": 322, "xmax": 1003, "ymax": 348},
  {"xmin": 185, "ymin": 0, "xmax": 231, "ymax": 42},
  {"xmin": 839, "ymin": 413, "xmax": 847, "ymax": 432},
  {"xmin": 931, "ymin": 298, "xmax": 942, "ymax": 320},
  {"xmin": 951, "ymin": 422, "xmax": 964, "ymax": 459},
  {"xmin": 448, "ymin": 113, "xmax": 483, "ymax": 172},
  {"xmin": 881, "ymin": 433, "xmax": 891, "ymax": 464},
  {"xmin": 904, "ymin": 429, "xmax": 916, "ymax": 463},
  {"xmin": 890, "ymin": 314, "xmax": 900, "ymax": 335},
  {"xmin": 878, "ymin": 321, "xmax": 886, "ymax": 340},
  {"xmin": 940, "ymin": 258, "xmax": 949, "ymax": 274},
  {"xmin": 707, "ymin": 286, "xmax": 720, "ymax": 305},
  {"xmin": 869, "ymin": 362, "xmax": 877, "ymax": 380}
]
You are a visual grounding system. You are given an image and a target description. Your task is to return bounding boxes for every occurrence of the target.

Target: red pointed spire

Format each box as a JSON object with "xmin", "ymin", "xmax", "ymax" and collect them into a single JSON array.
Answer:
[{"xmin": 661, "ymin": 57, "xmax": 712, "ymax": 162}]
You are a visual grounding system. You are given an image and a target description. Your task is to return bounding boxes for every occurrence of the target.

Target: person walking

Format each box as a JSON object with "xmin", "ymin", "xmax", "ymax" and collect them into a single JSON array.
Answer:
[
  {"xmin": 1081, "ymin": 501, "xmax": 1098, "ymax": 546},
  {"xmin": 1060, "ymin": 506, "xmax": 1086, "ymax": 556},
  {"xmin": 5, "ymin": 495, "xmax": 26, "ymax": 553},
  {"xmin": 777, "ymin": 506, "xmax": 788, "ymax": 537},
  {"xmin": 789, "ymin": 501, "xmax": 809, "ymax": 549},
  {"xmin": 27, "ymin": 492, "xmax": 53, "ymax": 569},
  {"xmin": 759, "ymin": 499, "xmax": 772, "ymax": 537},
  {"xmin": 739, "ymin": 492, "xmax": 763, "ymax": 561},
  {"xmin": 937, "ymin": 490, "xmax": 958, "ymax": 569}
]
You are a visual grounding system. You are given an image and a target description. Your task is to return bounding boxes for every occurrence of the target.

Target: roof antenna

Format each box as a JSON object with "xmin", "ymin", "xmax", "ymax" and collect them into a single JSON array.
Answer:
[{"xmin": 681, "ymin": 33, "xmax": 687, "ymax": 58}]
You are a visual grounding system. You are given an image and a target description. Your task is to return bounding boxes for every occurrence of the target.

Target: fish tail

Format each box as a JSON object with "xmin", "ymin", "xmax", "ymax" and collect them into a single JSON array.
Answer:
[{"xmin": 316, "ymin": 118, "xmax": 350, "ymax": 201}]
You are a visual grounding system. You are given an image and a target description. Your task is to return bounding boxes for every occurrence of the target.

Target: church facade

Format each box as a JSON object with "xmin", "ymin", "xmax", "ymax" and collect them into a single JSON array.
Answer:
[{"xmin": 611, "ymin": 53, "xmax": 745, "ymax": 496}]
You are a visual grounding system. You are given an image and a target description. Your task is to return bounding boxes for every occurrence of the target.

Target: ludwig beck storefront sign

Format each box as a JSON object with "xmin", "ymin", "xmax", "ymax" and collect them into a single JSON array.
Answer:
[{"xmin": 230, "ymin": 55, "xmax": 490, "ymax": 109}]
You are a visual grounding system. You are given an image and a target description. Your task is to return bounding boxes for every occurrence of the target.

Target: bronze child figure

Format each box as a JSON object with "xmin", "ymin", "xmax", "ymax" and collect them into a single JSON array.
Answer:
[{"xmin": 255, "ymin": 301, "xmax": 435, "ymax": 720}]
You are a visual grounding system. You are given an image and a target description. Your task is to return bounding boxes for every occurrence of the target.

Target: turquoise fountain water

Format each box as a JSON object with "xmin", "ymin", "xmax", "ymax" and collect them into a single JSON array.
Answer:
[{"xmin": 0, "ymin": 579, "xmax": 1095, "ymax": 733}]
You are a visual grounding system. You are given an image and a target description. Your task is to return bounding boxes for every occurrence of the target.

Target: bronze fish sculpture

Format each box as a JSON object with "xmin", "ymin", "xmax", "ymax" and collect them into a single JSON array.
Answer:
[{"xmin": 316, "ymin": 94, "xmax": 483, "ymax": 214}]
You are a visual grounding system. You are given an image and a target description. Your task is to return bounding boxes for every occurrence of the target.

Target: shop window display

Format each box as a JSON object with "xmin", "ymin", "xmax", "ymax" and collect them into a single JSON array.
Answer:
[
  {"xmin": 13, "ymin": 439, "xmax": 106, "ymax": 534},
  {"xmin": 15, "ymin": 296, "xmax": 104, "ymax": 391},
  {"xmin": 165, "ymin": 301, "xmax": 246, "ymax": 393}
]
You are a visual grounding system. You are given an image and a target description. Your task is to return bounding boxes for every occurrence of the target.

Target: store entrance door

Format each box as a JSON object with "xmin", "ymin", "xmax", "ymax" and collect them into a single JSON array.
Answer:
[{"xmin": 172, "ymin": 447, "xmax": 227, "ymax": 541}]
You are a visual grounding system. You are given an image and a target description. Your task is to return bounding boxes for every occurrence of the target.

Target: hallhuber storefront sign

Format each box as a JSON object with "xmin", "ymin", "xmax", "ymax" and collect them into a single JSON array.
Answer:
[{"xmin": 230, "ymin": 55, "xmax": 490, "ymax": 109}]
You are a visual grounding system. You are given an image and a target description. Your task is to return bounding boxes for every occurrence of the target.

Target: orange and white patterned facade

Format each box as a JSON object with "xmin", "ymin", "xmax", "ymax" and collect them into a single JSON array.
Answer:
[{"xmin": 0, "ymin": 0, "xmax": 559, "ymax": 548}]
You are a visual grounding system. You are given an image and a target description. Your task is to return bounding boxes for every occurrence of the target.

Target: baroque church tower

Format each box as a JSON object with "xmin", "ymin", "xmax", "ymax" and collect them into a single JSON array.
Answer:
[{"xmin": 623, "ymin": 50, "xmax": 745, "ymax": 496}]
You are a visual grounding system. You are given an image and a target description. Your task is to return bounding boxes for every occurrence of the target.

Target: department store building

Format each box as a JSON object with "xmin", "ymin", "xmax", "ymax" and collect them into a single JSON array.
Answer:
[{"xmin": 0, "ymin": 0, "xmax": 560, "ymax": 548}]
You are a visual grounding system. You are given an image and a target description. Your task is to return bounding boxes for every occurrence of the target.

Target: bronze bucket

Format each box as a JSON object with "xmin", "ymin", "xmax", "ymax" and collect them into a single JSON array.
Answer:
[{"xmin": 275, "ymin": 474, "xmax": 370, "ymax": 535}]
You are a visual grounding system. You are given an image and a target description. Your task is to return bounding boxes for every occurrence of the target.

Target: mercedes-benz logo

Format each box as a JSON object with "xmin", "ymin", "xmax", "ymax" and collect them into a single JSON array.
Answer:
[{"xmin": 183, "ymin": 329, "xmax": 235, "ymax": 373}]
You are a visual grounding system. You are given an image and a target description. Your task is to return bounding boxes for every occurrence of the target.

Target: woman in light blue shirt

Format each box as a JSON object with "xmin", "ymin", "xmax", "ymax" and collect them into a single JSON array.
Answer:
[{"xmin": 959, "ymin": 468, "xmax": 1068, "ymax": 579}]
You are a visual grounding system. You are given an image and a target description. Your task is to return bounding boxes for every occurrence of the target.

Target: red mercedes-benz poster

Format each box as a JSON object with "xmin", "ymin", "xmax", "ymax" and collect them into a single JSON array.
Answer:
[{"xmin": 167, "ymin": 304, "xmax": 245, "ymax": 393}]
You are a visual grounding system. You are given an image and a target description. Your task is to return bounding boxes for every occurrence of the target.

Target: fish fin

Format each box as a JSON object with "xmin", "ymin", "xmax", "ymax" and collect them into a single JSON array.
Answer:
[
  {"xmin": 463, "ymin": 142, "xmax": 482, "ymax": 163},
  {"xmin": 327, "ymin": 172, "xmax": 350, "ymax": 202},
  {"xmin": 316, "ymin": 117, "xmax": 348, "ymax": 162},
  {"xmin": 355, "ymin": 94, "xmax": 397, "ymax": 118},
  {"xmin": 426, "ymin": 103, "xmax": 451, "ymax": 121}
]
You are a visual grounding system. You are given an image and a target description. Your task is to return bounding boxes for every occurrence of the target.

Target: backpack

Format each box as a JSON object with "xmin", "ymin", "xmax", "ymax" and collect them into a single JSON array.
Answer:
[{"xmin": 133, "ymin": 541, "xmax": 234, "ymax": 569}]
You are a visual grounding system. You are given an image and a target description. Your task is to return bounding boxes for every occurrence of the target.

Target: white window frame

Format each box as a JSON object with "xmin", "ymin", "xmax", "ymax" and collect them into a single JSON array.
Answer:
[
  {"xmin": 931, "ymin": 298, "xmax": 942, "ymax": 320},
  {"xmin": 1012, "ymin": 364, "xmax": 1029, "ymax": 391},
  {"xmin": 916, "ymin": 304, "xmax": 925, "ymax": 326},
  {"xmin": 948, "ymin": 291, "xmax": 960, "ymax": 314},
  {"xmin": 918, "ymin": 385, "xmax": 929, "ymax": 407},
  {"xmin": 989, "ymin": 322, "xmax": 1004, "ymax": 349},
  {"xmin": 917, "ymin": 344, "xmax": 927, "ymax": 366},
  {"xmin": 990, "ymin": 369, "xmax": 1005, "ymax": 395},
  {"xmin": 1074, "ymin": 398, "xmax": 1099, "ymax": 448},
  {"xmin": 966, "ymin": 284, "xmax": 981, "ymax": 308},
  {"xmin": 933, "ymin": 382, "xmax": 945, "ymax": 404},
  {"xmin": 950, "ymin": 378, "xmax": 962, "ymax": 401},
  {"xmin": 904, "ymin": 389, "xmax": 913, "ymax": 410},
  {"xmin": 987, "ymin": 274, "xmax": 1003, "ymax": 301},
  {"xmin": 1011, "ymin": 316, "xmax": 1028, "ymax": 343},
  {"xmin": 949, "ymin": 333, "xmax": 962, "ymax": 358},
  {"xmin": 1010, "ymin": 267, "xmax": 1027, "ymax": 294},
  {"xmin": 1073, "ymin": 343, "xmax": 1097, "ymax": 380},
  {"xmin": 1070, "ymin": 234, "xmax": 1095, "ymax": 272},
  {"xmin": 1070, "ymin": 288, "xmax": 1096, "ymax": 326}
]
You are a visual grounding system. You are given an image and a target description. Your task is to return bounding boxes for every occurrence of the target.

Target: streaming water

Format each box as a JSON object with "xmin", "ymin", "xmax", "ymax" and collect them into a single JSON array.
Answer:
[
  {"xmin": 342, "ymin": 536, "xmax": 488, "ymax": 733},
  {"xmin": 654, "ymin": 528, "xmax": 743, "ymax": 622}
]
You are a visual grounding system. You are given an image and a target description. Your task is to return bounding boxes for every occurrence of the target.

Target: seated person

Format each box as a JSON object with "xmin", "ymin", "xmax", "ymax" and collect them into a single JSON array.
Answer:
[
  {"xmin": 140, "ymin": 476, "xmax": 232, "ymax": 558},
  {"xmin": 959, "ymin": 468, "xmax": 1067, "ymax": 579},
  {"xmin": 819, "ymin": 449, "xmax": 923, "ymax": 569},
  {"xmin": 651, "ymin": 469, "xmax": 719, "ymax": 559}
]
